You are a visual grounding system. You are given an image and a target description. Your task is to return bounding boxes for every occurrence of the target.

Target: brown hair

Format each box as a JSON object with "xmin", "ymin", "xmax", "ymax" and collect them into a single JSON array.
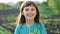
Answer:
[{"xmin": 16, "ymin": 1, "xmax": 40, "ymax": 25}]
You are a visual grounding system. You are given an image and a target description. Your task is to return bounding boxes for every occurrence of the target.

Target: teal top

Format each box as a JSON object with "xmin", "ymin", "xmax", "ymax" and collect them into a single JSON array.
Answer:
[{"xmin": 14, "ymin": 22, "xmax": 47, "ymax": 34}]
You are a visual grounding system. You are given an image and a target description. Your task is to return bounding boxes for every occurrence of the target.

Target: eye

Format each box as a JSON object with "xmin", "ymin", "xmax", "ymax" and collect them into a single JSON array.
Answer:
[
  {"xmin": 25, "ymin": 8, "xmax": 29, "ymax": 11},
  {"xmin": 31, "ymin": 8, "xmax": 34, "ymax": 11}
]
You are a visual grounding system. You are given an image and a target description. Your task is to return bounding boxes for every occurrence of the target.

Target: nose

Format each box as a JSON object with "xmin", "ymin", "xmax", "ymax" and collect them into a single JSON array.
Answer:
[
  {"xmin": 28, "ymin": 11, "xmax": 32, "ymax": 14},
  {"xmin": 28, "ymin": 12, "xmax": 33, "ymax": 15},
  {"xmin": 28, "ymin": 10, "xmax": 32, "ymax": 12}
]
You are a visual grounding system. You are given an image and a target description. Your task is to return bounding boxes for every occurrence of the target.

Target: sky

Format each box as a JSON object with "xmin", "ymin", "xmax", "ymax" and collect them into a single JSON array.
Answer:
[{"xmin": 0, "ymin": 0, "xmax": 47, "ymax": 4}]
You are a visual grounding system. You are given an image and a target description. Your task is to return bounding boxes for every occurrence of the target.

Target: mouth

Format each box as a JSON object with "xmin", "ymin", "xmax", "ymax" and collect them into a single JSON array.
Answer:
[{"xmin": 26, "ymin": 14, "xmax": 34, "ymax": 17}]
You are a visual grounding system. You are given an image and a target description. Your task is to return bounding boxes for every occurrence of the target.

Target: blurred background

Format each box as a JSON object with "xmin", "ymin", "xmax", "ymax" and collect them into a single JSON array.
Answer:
[{"xmin": 0, "ymin": 0, "xmax": 60, "ymax": 34}]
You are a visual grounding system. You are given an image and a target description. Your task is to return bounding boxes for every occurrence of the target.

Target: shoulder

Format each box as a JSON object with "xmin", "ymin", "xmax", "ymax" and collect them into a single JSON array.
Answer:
[
  {"xmin": 14, "ymin": 24, "xmax": 24, "ymax": 34},
  {"xmin": 35, "ymin": 22, "xmax": 45, "ymax": 26},
  {"xmin": 16, "ymin": 23, "xmax": 23, "ymax": 29},
  {"xmin": 35, "ymin": 22, "xmax": 45, "ymax": 28}
]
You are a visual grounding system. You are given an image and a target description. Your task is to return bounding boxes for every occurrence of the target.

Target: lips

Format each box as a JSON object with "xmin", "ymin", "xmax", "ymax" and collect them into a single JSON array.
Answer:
[{"xmin": 26, "ymin": 14, "xmax": 34, "ymax": 17}]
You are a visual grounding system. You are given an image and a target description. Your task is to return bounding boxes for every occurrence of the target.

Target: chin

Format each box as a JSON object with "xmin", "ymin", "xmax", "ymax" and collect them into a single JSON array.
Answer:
[{"xmin": 27, "ymin": 17, "xmax": 34, "ymax": 20}]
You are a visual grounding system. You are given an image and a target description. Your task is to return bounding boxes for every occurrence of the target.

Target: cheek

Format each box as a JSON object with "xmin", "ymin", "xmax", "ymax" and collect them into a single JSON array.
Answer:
[
  {"xmin": 23, "ymin": 11, "xmax": 27, "ymax": 16},
  {"xmin": 33, "ymin": 11, "xmax": 37, "ymax": 16}
]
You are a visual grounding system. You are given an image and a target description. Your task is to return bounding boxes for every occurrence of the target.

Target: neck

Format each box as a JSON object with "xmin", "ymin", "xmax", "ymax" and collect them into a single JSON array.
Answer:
[{"xmin": 25, "ymin": 19, "xmax": 34, "ymax": 26}]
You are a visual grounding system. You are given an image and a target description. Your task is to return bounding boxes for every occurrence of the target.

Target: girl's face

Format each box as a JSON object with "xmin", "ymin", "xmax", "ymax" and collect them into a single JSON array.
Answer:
[{"xmin": 23, "ymin": 5, "xmax": 37, "ymax": 20}]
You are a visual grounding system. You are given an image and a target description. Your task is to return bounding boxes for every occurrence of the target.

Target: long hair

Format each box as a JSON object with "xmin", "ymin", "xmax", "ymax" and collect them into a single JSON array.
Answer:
[{"xmin": 16, "ymin": 1, "xmax": 40, "ymax": 25}]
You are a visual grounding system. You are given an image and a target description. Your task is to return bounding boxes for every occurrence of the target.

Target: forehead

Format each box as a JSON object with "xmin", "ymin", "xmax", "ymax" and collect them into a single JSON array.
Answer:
[{"xmin": 24, "ymin": 5, "xmax": 36, "ymax": 9}]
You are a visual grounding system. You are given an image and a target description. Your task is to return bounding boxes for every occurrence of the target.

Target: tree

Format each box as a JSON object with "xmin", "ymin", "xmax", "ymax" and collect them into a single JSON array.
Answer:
[{"xmin": 48, "ymin": 0, "xmax": 60, "ymax": 15}]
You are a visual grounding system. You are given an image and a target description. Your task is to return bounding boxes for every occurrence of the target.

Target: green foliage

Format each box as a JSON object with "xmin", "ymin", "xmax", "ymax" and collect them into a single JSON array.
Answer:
[
  {"xmin": 43, "ymin": 18, "xmax": 60, "ymax": 34},
  {"xmin": 0, "ymin": 14, "xmax": 17, "ymax": 23},
  {"xmin": 0, "ymin": 26, "xmax": 12, "ymax": 34},
  {"xmin": 17, "ymin": 1, "xmax": 23, "ymax": 6},
  {"xmin": 48, "ymin": 0, "xmax": 60, "ymax": 15},
  {"xmin": 6, "ymin": 15, "xmax": 17, "ymax": 23},
  {"xmin": 0, "ymin": 3, "xmax": 18, "ymax": 10},
  {"xmin": 39, "ymin": 2, "xmax": 53, "ymax": 19}
]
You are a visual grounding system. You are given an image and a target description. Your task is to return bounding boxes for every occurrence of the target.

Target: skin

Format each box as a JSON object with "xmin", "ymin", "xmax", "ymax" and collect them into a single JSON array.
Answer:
[{"xmin": 22, "ymin": 5, "xmax": 37, "ymax": 27}]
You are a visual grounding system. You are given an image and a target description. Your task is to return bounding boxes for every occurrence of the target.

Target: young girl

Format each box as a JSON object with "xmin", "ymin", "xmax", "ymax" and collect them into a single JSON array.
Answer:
[{"xmin": 14, "ymin": 1, "xmax": 47, "ymax": 34}]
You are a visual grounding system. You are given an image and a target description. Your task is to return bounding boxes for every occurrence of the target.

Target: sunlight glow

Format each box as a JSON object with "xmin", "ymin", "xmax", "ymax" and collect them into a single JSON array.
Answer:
[{"xmin": 0, "ymin": 0, "xmax": 47, "ymax": 3}]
